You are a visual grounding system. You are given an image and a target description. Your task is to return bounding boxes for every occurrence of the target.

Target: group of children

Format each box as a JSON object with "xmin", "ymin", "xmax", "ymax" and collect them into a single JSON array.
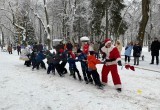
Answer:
[{"xmin": 22, "ymin": 47, "xmax": 105, "ymax": 89}]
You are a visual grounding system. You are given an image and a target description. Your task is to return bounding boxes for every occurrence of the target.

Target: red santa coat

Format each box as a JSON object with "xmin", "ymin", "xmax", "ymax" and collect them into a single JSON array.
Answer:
[
  {"xmin": 101, "ymin": 45, "xmax": 122, "ymax": 88},
  {"xmin": 101, "ymin": 45, "xmax": 121, "ymax": 65}
]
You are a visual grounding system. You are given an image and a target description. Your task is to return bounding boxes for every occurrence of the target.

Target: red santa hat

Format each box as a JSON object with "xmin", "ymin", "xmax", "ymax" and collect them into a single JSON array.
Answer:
[{"xmin": 104, "ymin": 38, "xmax": 111, "ymax": 46}]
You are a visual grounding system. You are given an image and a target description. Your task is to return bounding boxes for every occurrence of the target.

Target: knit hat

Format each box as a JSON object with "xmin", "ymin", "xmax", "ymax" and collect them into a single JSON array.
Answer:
[{"xmin": 104, "ymin": 38, "xmax": 111, "ymax": 46}]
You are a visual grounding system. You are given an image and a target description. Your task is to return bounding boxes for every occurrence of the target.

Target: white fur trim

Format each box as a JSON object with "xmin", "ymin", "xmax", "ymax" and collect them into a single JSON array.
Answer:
[
  {"xmin": 105, "ymin": 41, "xmax": 111, "ymax": 46},
  {"xmin": 101, "ymin": 45, "xmax": 115, "ymax": 58},
  {"xmin": 101, "ymin": 46, "xmax": 107, "ymax": 53},
  {"xmin": 115, "ymin": 84, "xmax": 122, "ymax": 88},
  {"xmin": 105, "ymin": 61, "xmax": 117, "ymax": 65},
  {"xmin": 116, "ymin": 58, "xmax": 121, "ymax": 62}
]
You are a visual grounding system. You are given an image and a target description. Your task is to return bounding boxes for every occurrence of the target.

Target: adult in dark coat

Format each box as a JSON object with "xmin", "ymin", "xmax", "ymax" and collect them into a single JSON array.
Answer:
[
  {"xmin": 66, "ymin": 41, "xmax": 73, "ymax": 51},
  {"xmin": 17, "ymin": 44, "xmax": 21, "ymax": 55},
  {"xmin": 55, "ymin": 42, "xmax": 64, "ymax": 53},
  {"xmin": 7, "ymin": 45, "xmax": 12, "ymax": 54},
  {"xmin": 133, "ymin": 42, "xmax": 142, "ymax": 65},
  {"xmin": 150, "ymin": 37, "xmax": 160, "ymax": 65}
]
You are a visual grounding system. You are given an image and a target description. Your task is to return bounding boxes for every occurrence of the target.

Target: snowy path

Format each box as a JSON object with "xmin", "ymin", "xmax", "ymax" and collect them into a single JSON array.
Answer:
[{"xmin": 0, "ymin": 50, "xmax": 160, "ymax": 110}]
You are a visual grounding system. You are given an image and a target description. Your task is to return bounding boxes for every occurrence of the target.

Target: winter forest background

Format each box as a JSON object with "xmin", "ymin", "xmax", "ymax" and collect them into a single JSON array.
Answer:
[{"xmin": 0, "ymin": 0, "xmax": 160, "ymax": 49}]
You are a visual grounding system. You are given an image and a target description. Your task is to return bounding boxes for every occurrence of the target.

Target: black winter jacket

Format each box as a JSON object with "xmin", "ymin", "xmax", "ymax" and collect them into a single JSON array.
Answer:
[
  {"xmin": 133, "ymin": 45, "xmax": 142, "ymax": 57},
  {"xmin": 151, "ymin": 40, "xmax": 160, "ymax": 56}
]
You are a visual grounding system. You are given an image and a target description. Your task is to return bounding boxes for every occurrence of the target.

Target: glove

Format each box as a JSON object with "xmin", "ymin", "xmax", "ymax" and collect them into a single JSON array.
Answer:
[
  {"xmin": 105, "ymin": 58, "xmax": 116, "ymax": 62},
  {"xmin": 102, "ymin": 53, "xmax": 106, "ymax": 60},
  {"xmin": 117, "ymin": 61, "xmax": 122, "ymax": 66},
  {"xmin": 101, "ymin": 59, "xmax": 106, "ymax": 64}
]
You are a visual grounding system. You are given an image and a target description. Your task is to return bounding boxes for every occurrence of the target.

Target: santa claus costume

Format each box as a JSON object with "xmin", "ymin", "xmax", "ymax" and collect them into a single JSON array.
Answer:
[{"xmin": 101, "ymin": 39, "xmax": 122, "ymax": 92}]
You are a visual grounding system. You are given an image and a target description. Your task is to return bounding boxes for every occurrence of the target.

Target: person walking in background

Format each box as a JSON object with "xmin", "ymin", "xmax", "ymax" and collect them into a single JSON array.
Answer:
[
  {"xmin": 115, "ymin": 40, "xmax": 122, "ymax": 55},
  {"xmin": 150, "ymin": 37, "xmax": 160, "ymax": 65},
  {"xmin": 124, "ymin": 42, "xmax": 133, "ymax": 64},
  {"xmin": 17, "ymin": 44, "xmax": 21, "ymax": 55},
  {"xmin": 133, "ymin": 42, "xmax": 142, "ymax": 66},
  {"xmin": 7, "ymin": 45, "xmax": 12, "ymax": 54}
]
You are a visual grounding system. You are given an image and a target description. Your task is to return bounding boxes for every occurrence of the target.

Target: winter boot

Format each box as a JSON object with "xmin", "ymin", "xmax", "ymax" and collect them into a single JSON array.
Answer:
[
  {"xmin": 52, "ymin": 72, "xmax": 55, "ymax": 75},
  {"xmin": 116, "ymin": 88, "xmax": 122, "ymax": 93},
  {"xmin": 73, "ymin": 75, "xmax": 76, "ymax": 79},
  {"xmin": 79, "ymin": 76, "xmax": 83, "ymax": 81},
  {"xmin": 97, "ymin": 85, "xmax": 104, "ymax": 90}
]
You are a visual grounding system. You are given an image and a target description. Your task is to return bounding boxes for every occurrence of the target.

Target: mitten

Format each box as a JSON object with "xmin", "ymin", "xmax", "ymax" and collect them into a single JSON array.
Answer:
[{"xmin": 117, "ymin": 61, "xmax": 122, "ymax": 66}]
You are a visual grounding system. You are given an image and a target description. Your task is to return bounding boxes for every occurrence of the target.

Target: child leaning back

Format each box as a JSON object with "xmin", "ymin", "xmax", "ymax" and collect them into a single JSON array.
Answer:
[
  {"xmin": 68, "ymin": 52, "xmax": 82, "ymax": 81},
  {"xmin": 87, "ymin": 51, "xmax": 104, "ymax": 89}
]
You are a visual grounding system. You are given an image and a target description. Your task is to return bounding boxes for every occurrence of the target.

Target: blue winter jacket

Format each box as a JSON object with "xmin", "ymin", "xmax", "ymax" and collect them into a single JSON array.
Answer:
[
  {"xmin": 124, "ymin": 45, "xmax": 133, "ymax": 56},
  {"xmin": 78, "ymin": 53, "xmax": 88, "ymax": 68},
  {"xmin": 35, "ymin": 52, "xmax": 45, "ymax": 62},
  {"xmin": 68, "ymin": 58, "xmax": 78, "ymax": 69}
]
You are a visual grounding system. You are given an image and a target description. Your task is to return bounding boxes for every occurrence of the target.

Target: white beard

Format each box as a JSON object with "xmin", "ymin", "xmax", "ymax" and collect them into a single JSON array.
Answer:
[{"xmin": 101, "ymin": 45, "xmax": 115, "ymax": 59}]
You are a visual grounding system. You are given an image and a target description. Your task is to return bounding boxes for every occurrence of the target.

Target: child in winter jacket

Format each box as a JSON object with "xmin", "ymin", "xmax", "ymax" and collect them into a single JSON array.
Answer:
[
  {"xmin": 52, "ymin": 52, "xmax": 64, "ymax": 77},
  {"xmin": 58, "ymin": 49, "xmax": 68, "ymax": 74},
  {"xmin": 68, "ymin": 52, "xmax": 82, "ymax": 80},
  {"xmin": 32, "ymin": 51, "xmax": 46, "ymax": 70},
  {"xmin": 77, "ymin": 49, "xmax": 93, "ymax": 84},
  {"xmin": 46, "ymin": 50, "xmax": 55, "ymax": 74},
  {"xmin": 87, "ymin": 51, "xmax": 103, "ymax": 89}
]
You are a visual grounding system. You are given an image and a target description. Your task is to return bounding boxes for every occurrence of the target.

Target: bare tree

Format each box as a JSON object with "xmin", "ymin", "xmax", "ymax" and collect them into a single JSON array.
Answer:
[{"xmin": 137, "ymin": 0, "xmax": 150, "ymax": 46}]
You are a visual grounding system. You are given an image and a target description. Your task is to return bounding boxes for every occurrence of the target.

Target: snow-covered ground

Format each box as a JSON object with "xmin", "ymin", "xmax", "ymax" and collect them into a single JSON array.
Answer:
[{"xmin": 0, "ymin": 47, "xmax": 160, "ymax": 110}]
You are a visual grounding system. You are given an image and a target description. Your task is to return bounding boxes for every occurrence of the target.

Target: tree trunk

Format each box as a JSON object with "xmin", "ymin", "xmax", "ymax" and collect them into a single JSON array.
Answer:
[
  {"xmin": 137, "ymin": 0, "xmax": 150, "ymax": 46},
  {"xmin": 0, "ymin": 27, "xmax": 4, "ymax": 45},
  {"xmin": 43, "ymin": 0, "xmax": 51, "ymax": 49},
  {"xmin": 105, "ymin": 0, "xmax": 109, "ymax": 38},
  {"xmin": 39, "ymin": 19, "xmax": 42, "ymax": 43}
]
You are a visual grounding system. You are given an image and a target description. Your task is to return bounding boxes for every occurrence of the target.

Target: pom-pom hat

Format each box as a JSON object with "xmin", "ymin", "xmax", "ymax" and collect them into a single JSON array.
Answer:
[{"xmin": 104, "ymin": 38, "xmax": 111, "ymax": 46}]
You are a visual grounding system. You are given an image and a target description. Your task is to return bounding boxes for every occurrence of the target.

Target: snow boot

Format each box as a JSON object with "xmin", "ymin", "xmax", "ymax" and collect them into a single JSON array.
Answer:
[
  {"xmin": 85, "ymin": 80, "xmax": 89, "ymax": 84},
  {"xmin": 116, "ymin": 88, "xmax": 122, "ymax": 93},
  {"xmin": 97, "ymin": 85, "xmax": 104, "ymax": 90}
]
